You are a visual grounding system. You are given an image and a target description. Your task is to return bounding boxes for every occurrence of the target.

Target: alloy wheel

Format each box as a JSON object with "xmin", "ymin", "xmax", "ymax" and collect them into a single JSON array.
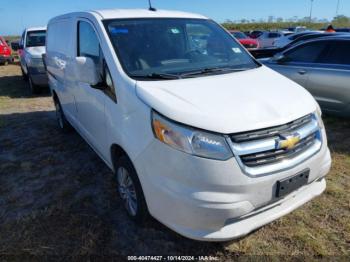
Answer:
[{"xmin": 117, "ymin": 166, "xmax": 138, "ymax": 217}]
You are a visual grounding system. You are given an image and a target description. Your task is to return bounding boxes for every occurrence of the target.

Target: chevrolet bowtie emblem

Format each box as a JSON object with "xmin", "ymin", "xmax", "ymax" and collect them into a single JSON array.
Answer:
[{"xmin": 277, "ymin": 134, "xmax": 301, "ymax": 150}]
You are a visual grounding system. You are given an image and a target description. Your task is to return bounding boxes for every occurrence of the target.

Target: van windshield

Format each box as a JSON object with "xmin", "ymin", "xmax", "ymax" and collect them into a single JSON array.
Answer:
[
  {"xmin": 26, "ymin": 30, "xmax": 46, "ymax": 47},
  {"xmin": 104, "ymin": 18, "xmax": 259, "ymax": 80}
]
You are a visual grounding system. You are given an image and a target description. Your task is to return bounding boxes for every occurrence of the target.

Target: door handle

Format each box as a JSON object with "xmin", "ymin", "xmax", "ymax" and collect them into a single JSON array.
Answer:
[{"xmin": 298, "ymin": 70, "xmax": 307, "ymax": 75}]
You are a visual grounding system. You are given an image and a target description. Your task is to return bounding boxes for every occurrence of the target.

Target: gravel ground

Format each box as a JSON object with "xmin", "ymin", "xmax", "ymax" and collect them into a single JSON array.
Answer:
[{"xmin": 0, "ymin": 65, "xmax": 349, "ymax": 261}]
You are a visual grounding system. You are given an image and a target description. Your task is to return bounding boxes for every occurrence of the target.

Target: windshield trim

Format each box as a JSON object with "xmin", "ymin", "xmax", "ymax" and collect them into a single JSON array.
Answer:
[{"xmin": 103, "ymin": 17, "xmax": 260, "ymax": 81}]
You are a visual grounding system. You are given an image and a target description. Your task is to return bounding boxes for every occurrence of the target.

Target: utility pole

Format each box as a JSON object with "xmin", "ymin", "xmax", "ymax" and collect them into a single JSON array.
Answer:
[
  {"xmin": 335, "ymin": 0, "xmax": 340, "ymax": 17},
  {"xmin": 309, "ymin": 0, "xmax": 314, "ymax": 23}
]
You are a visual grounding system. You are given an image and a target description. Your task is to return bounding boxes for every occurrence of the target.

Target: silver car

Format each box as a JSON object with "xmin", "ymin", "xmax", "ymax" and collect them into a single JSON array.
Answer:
[
  {"xmin": 256, "ymin": 31, "xmax": 283, "ymax": 48},
  {"xmin": 262, "ymin": 36, "xmax": 350, "ymax": 117}
]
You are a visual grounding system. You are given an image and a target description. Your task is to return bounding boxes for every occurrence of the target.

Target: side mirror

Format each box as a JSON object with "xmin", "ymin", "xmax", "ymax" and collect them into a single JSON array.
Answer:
[
  {"xmin": 11, "ymin": 42, "xmax": 20, "ymax": 51},
  {"xmin": 75, "ymin": 57, "xmax": 101, "ymax": 86},
  {"xmin": 272, "ymin": 53, "xmax": 288, "ymax": 63}
]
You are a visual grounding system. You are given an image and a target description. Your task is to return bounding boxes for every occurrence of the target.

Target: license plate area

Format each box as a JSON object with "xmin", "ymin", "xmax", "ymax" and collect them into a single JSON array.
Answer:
[{"xmin": 276, "ymin": 169, "xmax": 310, "ymax": 198}]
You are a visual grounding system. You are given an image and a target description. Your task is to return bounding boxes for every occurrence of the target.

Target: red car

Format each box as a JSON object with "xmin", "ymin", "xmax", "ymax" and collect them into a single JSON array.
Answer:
[
  {"xmin": 230, "ymin": 31, "xmax": 260, "ymax": 50},
  {"xmin": 0, "ymin": 36, "xmax": 12, "ymax": 65}
]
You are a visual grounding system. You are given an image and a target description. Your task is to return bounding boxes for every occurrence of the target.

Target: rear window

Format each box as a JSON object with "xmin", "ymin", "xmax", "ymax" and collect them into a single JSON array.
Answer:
[
  {"xmin": 250, "ymin": 31, "xmax": 263, "ymax": 38},
  {"xmin": 232, "ymin": 32, "xmax": 247, "ymax": 39},
  {"xmin": 26, "ymin": 30, "xmax": 46, "ymax": 47},
  {"xmin": 268, "ymin": 33, "xmax": 281, "ymax": 38}
]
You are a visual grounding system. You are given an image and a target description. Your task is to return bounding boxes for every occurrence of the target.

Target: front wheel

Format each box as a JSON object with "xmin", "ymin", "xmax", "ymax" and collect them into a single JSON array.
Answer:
[
  {"xmin": 54, "ymin": 98, "xmax": 71, "ymax": 132},
  {"xmin": 28, "ymin": 76, "xmax": 40, "ymax": 94},
  {"xmin": 115, "ymin": 156, "xmax": 149, "ymax": 223},
  {"xmin": 21, "ymin": 66, "xmax": 28, "ymax": 81}
]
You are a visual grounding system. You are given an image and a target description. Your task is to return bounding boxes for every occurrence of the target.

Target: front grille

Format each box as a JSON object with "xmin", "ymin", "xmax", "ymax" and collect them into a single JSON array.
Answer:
[
  {"xmin": 229, "ymin": 114, "xmax": 321, "ymax": 173},
  {"xmin": 231, "ymin": 114, "xmax": 313, "ymax": 143},
  {"xmin": 240, "ymin": 133, "xmax": 316, "ymax": 167}
]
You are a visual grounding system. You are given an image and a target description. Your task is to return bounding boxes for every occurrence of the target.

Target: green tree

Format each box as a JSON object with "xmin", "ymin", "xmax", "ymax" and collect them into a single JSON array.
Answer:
[{"xmin": 332, "ymin": 15, "xmax": 350, "ymax": 27}]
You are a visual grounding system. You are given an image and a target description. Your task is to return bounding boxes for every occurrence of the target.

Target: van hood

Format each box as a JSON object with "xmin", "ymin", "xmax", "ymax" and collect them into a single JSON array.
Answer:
[
  {"xmin": 25, "ymin": 46, "xmax": 45, "ymax": 58},
  {"xmin": 136, "ymin": 66, "xmax": 317, "ymax": 134}
]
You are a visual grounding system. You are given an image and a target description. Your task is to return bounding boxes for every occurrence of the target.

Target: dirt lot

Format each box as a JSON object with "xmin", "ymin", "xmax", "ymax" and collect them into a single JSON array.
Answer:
[{"xmin": 0, "ymin": 65, "xmax": 349, "ymax": 260}]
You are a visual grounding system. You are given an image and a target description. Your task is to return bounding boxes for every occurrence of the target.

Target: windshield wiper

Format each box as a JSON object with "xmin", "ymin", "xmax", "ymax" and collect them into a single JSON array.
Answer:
[
  {"xmin": 132, "ymin": 72, "xmax": 180, "ymax": 80},
  {"xmin": 132, "ymin": 67, "xmax": 254, "ymax": 80},
  {"xmin": 180, "ymin": 67, "xmax": 251, "ymax": 78}
]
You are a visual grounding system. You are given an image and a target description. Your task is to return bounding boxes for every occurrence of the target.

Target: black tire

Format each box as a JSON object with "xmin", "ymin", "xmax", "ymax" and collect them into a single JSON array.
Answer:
[
  {"xmin": 115, "ymin": 156, "xmax": 149, "ymax": 223},
  {"xmin": 54, "ymin": 97, "xmax": 71, "ymax": 132},
  {"xmin": 21, "ymin": 66, "xmax": 28, "ymax": 81},
  {"xmin": 28, "ymin": 76, "xmax": 40, "ymax": 94}
]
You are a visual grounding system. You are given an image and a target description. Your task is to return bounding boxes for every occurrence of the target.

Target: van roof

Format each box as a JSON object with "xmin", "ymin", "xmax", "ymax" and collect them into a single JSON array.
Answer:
[
  {"xmin": 51, "ymin": 9, "xmax": 207, "ymax": 21},
  {"xmin": 93, "ymin": 9, "xmax": 207, "ymax": 19},
  {"xmin": 27, "ymin": 26, "xmax": 47, "ymax": 32}
]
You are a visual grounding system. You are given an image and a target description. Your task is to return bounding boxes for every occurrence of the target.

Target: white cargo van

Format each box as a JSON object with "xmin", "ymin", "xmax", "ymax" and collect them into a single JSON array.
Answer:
[{"xmin": 46, "ymin": 9, "xmax": 331, "ymax": 241}]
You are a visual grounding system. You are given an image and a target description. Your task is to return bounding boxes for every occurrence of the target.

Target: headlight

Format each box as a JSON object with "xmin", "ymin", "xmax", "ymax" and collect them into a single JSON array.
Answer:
[
  {"xmin": 315, "ymin": 104, "xmax": 324, "ymax": 129},
  {"xmin": 151, "ymin": 111, "xmax": 233, "ymax": 160},
  {"xmin": 27, "ymin": 58, "xmax": 44, "ymax": 67}
]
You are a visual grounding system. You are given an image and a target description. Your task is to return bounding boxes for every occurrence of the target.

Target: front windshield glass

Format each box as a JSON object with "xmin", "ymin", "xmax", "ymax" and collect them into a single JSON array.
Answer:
[
  {"xmin": 26, "ymin": 30, "xmax": 46, "ymax": 47},
  {"xmin": 232, "ymin": 32, "xmax": 248, "ymax": 39},
  {"xmin": 104, "ymin": 18, "xmax": 259, "ymax": 79}
]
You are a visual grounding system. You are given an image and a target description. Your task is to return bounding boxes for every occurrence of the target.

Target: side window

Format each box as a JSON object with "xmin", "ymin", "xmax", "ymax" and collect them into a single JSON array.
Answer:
[
  {"xmin": 78, "ymin": 21, "xmax": 116, "ymax": 101},
  {"xmin": 268, "ymin": 33, "xmax": 280, "ymax": 38},
  {"xmin": 319, "ymin": 41, "xmax": 350, "ymax": 65},
  {"xmin": 285, "ymin": 41, "xmax": 328, "ymax": 63},
  {"xmin": 78, "ymin": 21, "xmax": 100, "ymax": 59}
]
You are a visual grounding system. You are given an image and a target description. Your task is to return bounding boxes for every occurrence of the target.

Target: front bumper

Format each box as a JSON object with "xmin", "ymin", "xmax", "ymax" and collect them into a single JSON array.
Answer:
[
  {"xmin": 135, "ymin": 129, "xmax": 331, "ymax": 241},
  {"xmin": 194, "ymin": 177, "xmax": 326, "ymax": 241},
  {"xmin": 28, "ymin": 66, "xmax": 48, "ymax": 86}
]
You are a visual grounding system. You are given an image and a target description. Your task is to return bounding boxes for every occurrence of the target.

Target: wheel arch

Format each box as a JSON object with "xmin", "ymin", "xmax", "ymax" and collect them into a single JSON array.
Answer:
[
  {"xmin": 52, "ymin": 90, "xmax": 59, "ymax": 102},
  {"xmin": 110, "ymin": 143, "xmax": 150, "ymax": 216},
  {"xmin": 110, "ymin": 144, "xmax": 129, "ymax": 172}
]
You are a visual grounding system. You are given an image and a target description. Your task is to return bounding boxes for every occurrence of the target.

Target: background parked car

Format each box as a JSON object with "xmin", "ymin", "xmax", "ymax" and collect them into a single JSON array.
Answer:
[
  {"xmin": 248, "ymin": 30, "xmax": 264, "ymax": 39},
  {"xmin": 262, "ymin": 36, "xmax": 350, "ymax": 117},
  {"xmin": 284, "ymin": 26, "xmax": 308, "ymax": 33},
  {"xmin": 251, "ymin": 32, "xmax": 341, "ymax": 59},
  {"xmin": 335, "ymin": 28, "xmax": 350, "ymax": 33},
  {"xmin": 10, "ymin": 40, "xmax": 20, "ymax": 51},
  {"xmin": 19, "ymin": 27, "xmax": 48, "ymax": 93},
  {"xmin": 254, "ymin": 31, "xmax": 283, "ymax": 48},
  {"xmin": 230, "ymin": 30, "xmax": 259, "ymax": 49},
  {"xmin": 0, "ymin": 36, "xmax": 13, "ymax": 65},
  {"xmin": 273, "ymin": 31, "xmax": 321, "ymax": 48}
]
